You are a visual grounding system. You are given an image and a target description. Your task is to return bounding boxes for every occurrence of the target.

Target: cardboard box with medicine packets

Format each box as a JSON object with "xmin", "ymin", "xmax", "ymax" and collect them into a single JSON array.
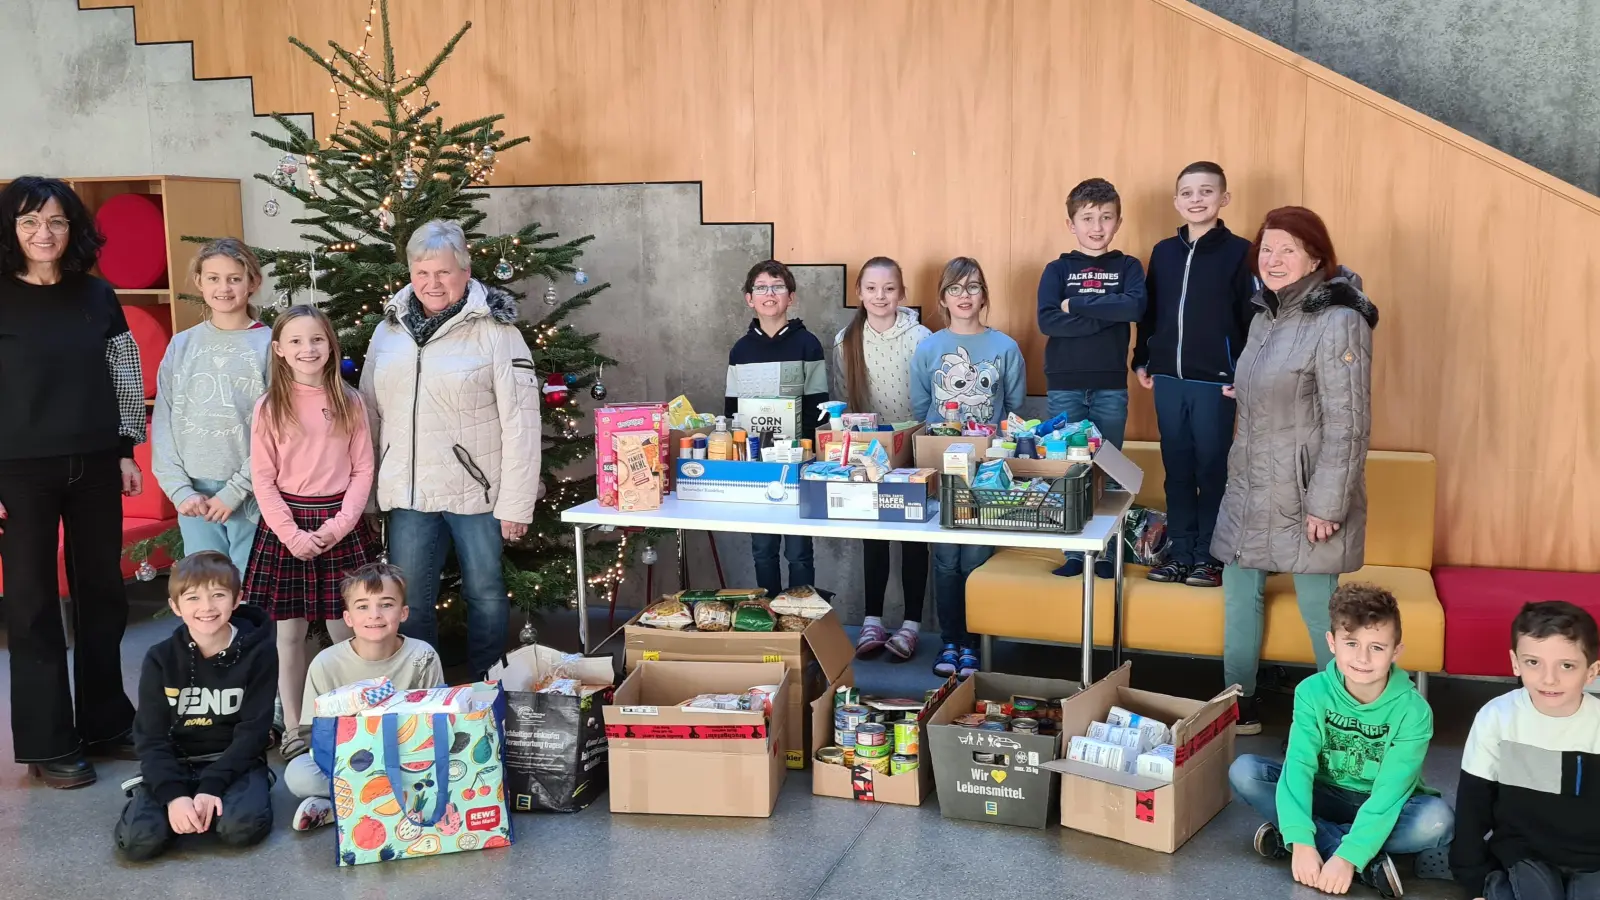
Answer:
[
  {"xmin": 810, "ymin": 670, "xmax": 958, "ymax": 807},
  {"xmin": 595, "ymin": 403, "xmax": 670, "ymax": 507},
  {"xmin": 603, "ymin": 661, "xmax": 791, "ymax": 817},
  {"xmin": 1041, "ymin": 662, "xmax": 1239, "ymax": 853},
  {"xmin": 926, "ymin": 672, "xmax": 1080, "ymax": 829},
  {"xmin": 914, "ymin": 435, "xmax": 1145, "ymax": 502},
  {"xmin": 622, "ymin": 609, "xmax": 855, "ymax": 771}
]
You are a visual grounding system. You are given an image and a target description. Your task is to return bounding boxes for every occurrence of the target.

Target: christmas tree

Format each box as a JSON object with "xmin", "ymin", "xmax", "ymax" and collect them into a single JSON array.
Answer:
[{"xmin": 131, "ymin": 0, "xmax": 630, "ymax": 624}]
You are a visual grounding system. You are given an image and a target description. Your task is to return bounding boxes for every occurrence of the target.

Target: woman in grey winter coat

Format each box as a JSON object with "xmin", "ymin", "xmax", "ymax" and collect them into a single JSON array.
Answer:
[{"xmin": 1211, "ymin": 206, "xmax": 1378, "ymax": 733}]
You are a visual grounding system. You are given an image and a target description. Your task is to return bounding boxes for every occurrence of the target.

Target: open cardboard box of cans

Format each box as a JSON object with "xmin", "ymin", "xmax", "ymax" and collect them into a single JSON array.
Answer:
[{"xmin": 809, "ymin": 670, "xmax": 959, "ymax": 806}]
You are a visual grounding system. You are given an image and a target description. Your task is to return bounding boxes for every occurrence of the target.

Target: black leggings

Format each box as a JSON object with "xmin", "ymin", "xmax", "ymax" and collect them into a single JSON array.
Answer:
[{"xmin": 861, "ymin": 540, "xmax": 927, "ymax": 623}]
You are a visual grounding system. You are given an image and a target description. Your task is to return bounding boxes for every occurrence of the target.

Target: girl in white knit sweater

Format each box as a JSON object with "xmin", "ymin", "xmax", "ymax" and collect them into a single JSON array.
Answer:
[{"xmin": 831, "ymin": 257, "xmax": 932, "ymax": 659}]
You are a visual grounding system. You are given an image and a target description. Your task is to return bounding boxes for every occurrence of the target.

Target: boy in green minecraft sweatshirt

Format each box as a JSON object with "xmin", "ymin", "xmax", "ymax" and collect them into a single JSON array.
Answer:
[{"xmin": 1228, "ymin": 584, "xmax": 1454, "ymax": 898}]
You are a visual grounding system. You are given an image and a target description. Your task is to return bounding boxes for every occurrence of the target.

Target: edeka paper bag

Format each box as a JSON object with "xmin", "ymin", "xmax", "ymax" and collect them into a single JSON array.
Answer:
[{"xmin": 312, "ymin": 682, "xmax": 513, "ymax": 866}]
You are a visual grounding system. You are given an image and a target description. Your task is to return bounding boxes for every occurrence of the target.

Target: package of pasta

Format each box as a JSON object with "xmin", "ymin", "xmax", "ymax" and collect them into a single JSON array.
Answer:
[
  {"xmin": 731, "ymin": 599, "xmax": 776, "ymax": 632},
  {"xmin": 639, "ymin": 597, "xmax": 693, "ymax": 630},
  {"xmin": 775, "ymin": 614, "xmax": 810, "ymax": 633},
  {"xmin": 673, "ymin": 588, "xmax": 766, "ymax": 604},
  {"xmin": 692, "ymin": 599, "xmax": 733, "ymax": 632},
  {"xmin": 770, "ymin": 585, "xmax": 832, "ymax": 620}
]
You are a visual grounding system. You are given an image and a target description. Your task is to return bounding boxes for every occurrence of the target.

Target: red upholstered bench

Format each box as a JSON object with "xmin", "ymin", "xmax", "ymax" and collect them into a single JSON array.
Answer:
[{"xmin": 1433, "ymin": 567, "xmax": 1600, "ymax": 676}]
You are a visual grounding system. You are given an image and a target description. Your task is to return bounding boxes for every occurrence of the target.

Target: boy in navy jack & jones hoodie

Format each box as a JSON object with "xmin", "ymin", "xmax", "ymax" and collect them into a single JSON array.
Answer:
[{"xmin": 1132, "ymin": 162, "xmax": 1256, "ymax": 588}]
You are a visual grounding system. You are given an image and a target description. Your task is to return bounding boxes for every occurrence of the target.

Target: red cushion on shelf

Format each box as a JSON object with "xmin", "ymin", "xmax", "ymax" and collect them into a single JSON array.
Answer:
[
  {"xmin": 121, "ymin": 305, "xmax": 170, "ymax": 399},
  {"xmin": 1434, "ymin": 567, "xmax": 1600, "ymax": 676},
  {"xmin": 95, "ymin": 193, "xmax": 168, "ymax": 289}
]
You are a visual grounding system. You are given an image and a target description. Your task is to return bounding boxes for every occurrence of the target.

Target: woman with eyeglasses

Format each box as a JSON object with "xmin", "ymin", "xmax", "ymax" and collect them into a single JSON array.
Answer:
[
  {"xmin": 0, "ymin": 176, "xmax": 146, "ymax": 788},
  {"xmin": 909, "ymin": 258, "xmax": 1026, "ymax": 679}
]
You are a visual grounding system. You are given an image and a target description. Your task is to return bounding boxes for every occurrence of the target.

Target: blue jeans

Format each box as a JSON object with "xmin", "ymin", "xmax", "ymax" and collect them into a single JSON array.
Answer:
[
  {"xmin": 1229, "ymin": 754, "xmax": 1455, "ymax": 862},
  {"xmin": 1047, "ymin": 388, "xmax": 1128, "ymax": 560},
  {"xmin": 751, "ymin": 535, "xmax": 814, "ymax": 598},
  {"xmin": 1153, "ymin": 376, "xmax": 1235, "ymax": 566},
  {"xmin": 176, "ymin": 478, "xmax": 260, "ymax": 576},
  {"xmin": 1046, "ymin": 388, "xmax": 1129, "ymax": 448},
  {"xmin": 932, "ymin": 544, "xmax": 992, "ymax": 645},
  {"xmin": 388, "ymin": 508, "xmax": 508, "ymax": 678}
]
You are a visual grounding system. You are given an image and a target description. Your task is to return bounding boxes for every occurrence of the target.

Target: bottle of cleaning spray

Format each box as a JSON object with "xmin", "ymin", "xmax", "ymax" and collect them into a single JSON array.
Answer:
[{"xmin": 817, "ymin": 400, "xmax": 848, "ymax": 435}]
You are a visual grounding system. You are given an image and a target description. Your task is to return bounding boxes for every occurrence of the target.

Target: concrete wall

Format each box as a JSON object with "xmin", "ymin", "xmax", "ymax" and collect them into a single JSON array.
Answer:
[
  {"xmin": 9, "ymin": 0, "xmax": 1599, "ymax": 628},
  {"xmin": 1192, "ymin": 0, "xmax": 1600, "ymax": 195}
]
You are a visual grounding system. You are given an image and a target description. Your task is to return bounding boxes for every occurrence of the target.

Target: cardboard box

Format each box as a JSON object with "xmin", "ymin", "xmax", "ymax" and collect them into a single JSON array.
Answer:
[
  {"xmin": 816, "ymin": 423, "xmax": 924, "ymax": 468},
  {"xmin": 623, "ymin": 610, "xmax": 855, "ymax": 770},
  {"xmin": 810, "ymin": 671, "xmax": 959, "ymax": 806},
  {"xmin": 927, "ymin": 672, "xmax": 1080, "ymax": 828},
  {"xmin": 595, "ymin": 403, "xmax": 670, "ymax": 507},
  {"xmin": 914, "ymin": 435, "xmax": 1146, "ymax": 500},
  {"xmin": 796, "ymin": 479, "xmax": 938, "ymax": 522},
  {"xmin": 603, "ymin": 661, "xmax": 790, "ymax": 817},
  {"xmin": 674, "ymin": 458, "xmax": 805, "ymax": 505},
  {"xmin": 1042, "ymin": 662, "xmax": 1239, "ymax": 853}
]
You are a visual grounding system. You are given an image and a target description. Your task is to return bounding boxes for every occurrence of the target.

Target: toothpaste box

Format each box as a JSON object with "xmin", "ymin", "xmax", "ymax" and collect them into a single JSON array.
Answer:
[
  {"xmin": 1137, "ymin": 744, "xmax": 1176, "ymax": 784},
  {"xmin": 595, "ymin": 404, "xmax": 669, "ymax": 508}
]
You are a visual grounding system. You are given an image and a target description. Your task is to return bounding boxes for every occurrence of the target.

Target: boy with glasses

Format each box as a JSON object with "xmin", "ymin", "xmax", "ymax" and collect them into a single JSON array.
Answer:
[{"xmin": 724, "ymin": 259, "xmax": 829, "ymax": 597}]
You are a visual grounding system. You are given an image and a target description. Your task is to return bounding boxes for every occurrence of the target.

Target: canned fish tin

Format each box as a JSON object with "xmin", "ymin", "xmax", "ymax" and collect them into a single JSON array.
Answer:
[
  {"xmin": 954, "ymin": 713, "xmax": 987, "ymax": 728},
  {"xmin": 835, "ymin": 728, "xmax": 857, "ymax": 747},
  {"xmin": 984, "ymin": 714, "xmax": 1011, "ymax": 728},
  {"xmin": 893, "ymin": 721, "xmax": 919, "ymax": 756},
  {"xmin": 834, "ymin": 686, "xmax": 860, "ymax": 709},
  {"xmin": 890, "ymin": 754, "xmax": 918, "ymax": 775},
  {"xmin": 835, "ymin": 705, "xmax": 870, "ymax": 730},
  {"xmin": 855, "ymin": 723, "xmax": 889, "ymax": 746},
  {"xmin": 1010, "ymin": 717, "xmax": 1040, "ymax": 735},
  {"xmin": 816, "ymin": 746, "xmax": 845, "ymax": 766},
  {"xmin": 861, "ymin": 755, "xmax": 890, "ymax": 775},
  {"xmin": 854, "ymin": 739, "xmax": 891, "ymax": 760},
  {"xmin": 974, "ymin": 752, "xmax": 1000, "ymax": 765}
]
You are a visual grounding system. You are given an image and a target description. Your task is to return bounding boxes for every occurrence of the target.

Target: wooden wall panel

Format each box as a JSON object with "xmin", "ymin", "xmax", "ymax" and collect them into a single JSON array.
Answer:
[{"xmin": 67, "ymin": 0, "xmax": 1600, "ymax": 569}]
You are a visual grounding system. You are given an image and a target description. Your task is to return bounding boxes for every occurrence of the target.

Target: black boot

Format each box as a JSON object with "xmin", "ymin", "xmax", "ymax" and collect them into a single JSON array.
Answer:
[
  {"xmin": 28, "ymin": 755, "xmax": 97, "ymax": 789},
  {"xmin": 85, "ymin": 733, "xmax": 138, "ymax": 761}
]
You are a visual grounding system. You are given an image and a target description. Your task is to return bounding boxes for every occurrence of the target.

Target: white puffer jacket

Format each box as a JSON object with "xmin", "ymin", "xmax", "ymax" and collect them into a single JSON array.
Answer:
[{"xmin": 360, "ymin": 280, "xmax": 542, "ymax": 523}]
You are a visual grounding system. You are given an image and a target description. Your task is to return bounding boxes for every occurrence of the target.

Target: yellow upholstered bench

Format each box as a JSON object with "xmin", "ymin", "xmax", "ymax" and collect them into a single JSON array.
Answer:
[{"xmin": 964, "ymin": 441, "xmax": 1444, "ymax": 676}]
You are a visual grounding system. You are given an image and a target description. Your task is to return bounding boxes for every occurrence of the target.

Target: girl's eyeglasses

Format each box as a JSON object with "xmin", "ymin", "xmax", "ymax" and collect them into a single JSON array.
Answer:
[{"xmin": 943, "ymin": 282, "xmax": 985, "ymax": 297}]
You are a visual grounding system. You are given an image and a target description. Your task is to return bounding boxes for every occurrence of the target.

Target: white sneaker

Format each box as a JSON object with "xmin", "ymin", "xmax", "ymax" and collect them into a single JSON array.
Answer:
[{"xmin": 293, "ymin": 796, "xmax": 335, "ymax": 831}]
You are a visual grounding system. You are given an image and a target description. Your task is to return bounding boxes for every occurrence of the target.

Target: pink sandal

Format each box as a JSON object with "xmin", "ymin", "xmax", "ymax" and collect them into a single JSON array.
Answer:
[
  {"xmin": 886, "ymin": 625, "xmax": 919, "ymax": 660},
  {"xmin": 856, "ymin": 622, "xmax": 888, "ymax": 657}
]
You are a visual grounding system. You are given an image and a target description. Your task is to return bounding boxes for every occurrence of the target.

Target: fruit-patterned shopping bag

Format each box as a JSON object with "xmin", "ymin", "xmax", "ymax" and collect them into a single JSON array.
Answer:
[{"xmin": 312, "ymin": 682, "xmax": 514, "ymax": 866}]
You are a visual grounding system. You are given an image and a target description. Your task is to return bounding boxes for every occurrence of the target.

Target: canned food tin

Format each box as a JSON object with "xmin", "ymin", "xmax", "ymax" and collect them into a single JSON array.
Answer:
[
  {"xmin": 835, "ymin": 728, "xmax": 857, "ymax": 747},
  {"xmin": 1012, "ymin": 698, "xmax": 1038, "ymax": 715},
  {"xmin": 861, "ymin": 755, "xmax": 890, "ymax": 775},
  {"xmin": 978, "ymin": 721, "xmax": 1008, "ymax": 732},
  {"xmin": 816, "ymin": 746, "xmax": 845, "ymax": 766},
  {"xmin": 893, "ymin": 721, "xmax": 919, "ymax": 756},
  {"xmin": 974, "ymin": 752, "xmax": 1000, "ymax": 765},
  {"xmin": 834, "ymin": 686, "xmax": 861, "ymax": 709},
  {"xmin": 855, "ymin": 723, "xmax": 889, "ymax": 746},
  {"xmin": 842, "ymin": 747, "xmax": 855, "ymax": 766},
  {"xmin": 890, "ymin": 754, "xmax": 918, "ymax": 775},
  {"xmin": 835, "ymin": 704, "xmax": 870, "ymax": 730},
  {"xmin": 854, "ymin": 739, "xmax": 891, "ymax": 760},
  {"xmin": 954, "ymin": 713, "xmax": 987, "ymax": 728},
  {"xmin": 1010, "ymin": 717, "xmax": 1039, "ymax": 735},
  {"xmin": 984, "ymin": 714, "xmax": 1011, "ymax": 728}
]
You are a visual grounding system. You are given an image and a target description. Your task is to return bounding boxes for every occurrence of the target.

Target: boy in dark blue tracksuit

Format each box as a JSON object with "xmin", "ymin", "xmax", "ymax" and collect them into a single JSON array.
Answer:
[{"xmin": 1131, "ymin": 162, "xmax": 1255, "ymax": 588}]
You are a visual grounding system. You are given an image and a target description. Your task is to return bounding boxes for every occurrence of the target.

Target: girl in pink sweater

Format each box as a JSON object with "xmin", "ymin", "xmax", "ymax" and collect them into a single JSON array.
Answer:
[{"xmin": 241, "ymin": 305, "xmax": 378, "ymax": 758}]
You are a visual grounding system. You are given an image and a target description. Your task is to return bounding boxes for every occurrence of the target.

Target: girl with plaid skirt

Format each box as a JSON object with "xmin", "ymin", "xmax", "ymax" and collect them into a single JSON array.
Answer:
[{"xmin": 243, "ymin": 305, "xmax": 377, "ymax": 759}]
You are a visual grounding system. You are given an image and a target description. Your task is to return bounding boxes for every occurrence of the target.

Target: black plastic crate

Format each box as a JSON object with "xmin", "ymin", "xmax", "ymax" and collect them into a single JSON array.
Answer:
[{"xmin": 938, "ymin": 466, "xmax": 1094, "ymax": 534}]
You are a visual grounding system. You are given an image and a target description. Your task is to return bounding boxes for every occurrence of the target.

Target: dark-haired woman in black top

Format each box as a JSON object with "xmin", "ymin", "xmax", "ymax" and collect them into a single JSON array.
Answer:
[{"xmin": 0, "ymin": 176, "xmax": 147, "ymax": 788}]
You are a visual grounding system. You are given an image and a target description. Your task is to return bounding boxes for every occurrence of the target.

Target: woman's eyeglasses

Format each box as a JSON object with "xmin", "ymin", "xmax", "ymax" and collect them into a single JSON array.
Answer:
[
  {"xmin": 943, "ymin": 282, "xmax": 986, "ymax": 297},
  {"xmin": 16, "ymin": 216, "xmax": 71, "ymax": 235}
]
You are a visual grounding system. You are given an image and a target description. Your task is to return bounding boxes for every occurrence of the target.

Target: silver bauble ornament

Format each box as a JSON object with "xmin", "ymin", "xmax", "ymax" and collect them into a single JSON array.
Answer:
[
  {"xmin": 518, "ymin": 619, "xmax": 538, "ymax": 646},
  {"xmin": 543, "ymin": 282, "xmax": 558, "ymax": 306},
  {"xmin": 277, "ymin": 153, "xmax": 299, "ymax": 176},
  {"xmin": 262, "ymin": 199, "xmax": 280, "ymax": 217},
  {"xmin": 493, "ymin": 258, "xmax": 514, "ymax": 281},
  {"xmin": 573, "ymin": 267, "xmax": 589, "ymax": 285},
  {"xmin": 589, "ymin": 380, "xmax": 608, "ymax": 401},
  {"xmin": 641, "ymin": 545, "xmax": 658, "ymax": 566},
  {"xmin": 479, "ymin": 145, "xmax": 496, "ymax": 164},
  {"xmin": 135, "ymin": 559, "xmax": 157, "ymax": 582},
  {"xmin": 399, "ymin": 169, "xmax": 418, "ymax": 191}
]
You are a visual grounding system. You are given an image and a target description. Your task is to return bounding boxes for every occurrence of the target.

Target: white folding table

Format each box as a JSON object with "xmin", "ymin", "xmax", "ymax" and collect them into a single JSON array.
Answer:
[{"xmin": 559, "ymin": 490, "xmax": 1134, "ymax": 686}]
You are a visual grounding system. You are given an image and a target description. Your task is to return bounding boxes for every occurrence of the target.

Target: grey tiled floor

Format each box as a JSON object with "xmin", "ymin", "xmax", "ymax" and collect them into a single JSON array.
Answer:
[{"xmin": 0, "ymin": 593, "xmax": 1483, "ymax": 899}]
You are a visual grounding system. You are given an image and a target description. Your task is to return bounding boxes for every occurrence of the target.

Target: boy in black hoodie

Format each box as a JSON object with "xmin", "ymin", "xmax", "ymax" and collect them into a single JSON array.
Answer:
[
  {"xmin": 115, "ymin": 551, "xmax": 278, "ymax": 861},
  {"xmin": 1131, "ymin": 162, "xmax": 1256, "ymax": 589},
  {"xmin": 1037, "ymin": 178, "xmax": 1147, "ymax": 578},
  {"xmin": 724, "ymin": 259, "xmax": 828, "ymax": 597}
]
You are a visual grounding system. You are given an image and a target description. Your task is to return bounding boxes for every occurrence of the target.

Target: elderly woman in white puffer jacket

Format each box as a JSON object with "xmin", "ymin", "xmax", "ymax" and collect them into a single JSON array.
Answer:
[{"xmin": 360, "ymin": 219, "xmax": 542, "ymax": 677}]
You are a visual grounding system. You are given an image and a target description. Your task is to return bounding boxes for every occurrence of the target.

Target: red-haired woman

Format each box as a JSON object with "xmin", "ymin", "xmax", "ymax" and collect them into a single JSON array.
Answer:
[{"xmin": 1212, "ymin": 206, "xmax": 1379, "ymax": 734}]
